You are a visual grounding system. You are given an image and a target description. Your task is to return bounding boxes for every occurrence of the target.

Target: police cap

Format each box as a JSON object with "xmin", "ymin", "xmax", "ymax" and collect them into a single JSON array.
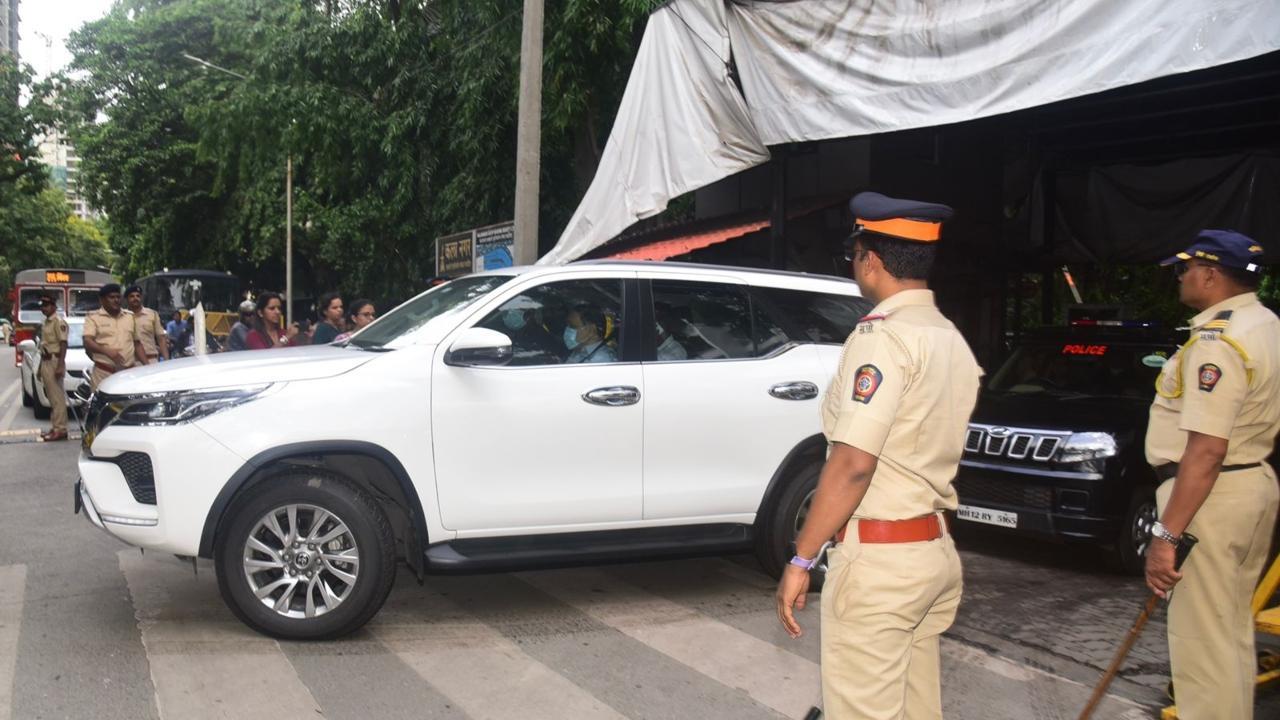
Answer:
[
  {"xmin": 124, "ymin": 284, "xmax": 142, "ymax": 296},
  {"xmin": 99, "ymin": 283, "xmax": 122, "ymax": 297},
  {"xmin": 849, "ymin": 192, "xmax": 954, "ymax": 243},
  {"xmin": 1160, "ymin": 229, "xmax": 1266, "ymax": 273}
]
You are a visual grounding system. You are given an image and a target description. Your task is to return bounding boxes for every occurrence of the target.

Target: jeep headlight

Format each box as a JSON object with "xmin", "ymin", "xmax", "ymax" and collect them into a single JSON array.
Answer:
[
  {"xmin": 112, "ymin": 385, "xmax": 272, "ymax": 426},
  {"xmin": 1057, "ymin": 432, "xmax": 1118, "ymax": 463}
]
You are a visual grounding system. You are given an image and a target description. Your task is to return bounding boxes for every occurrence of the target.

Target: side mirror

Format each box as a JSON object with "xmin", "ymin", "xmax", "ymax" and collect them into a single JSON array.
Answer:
[
  {"xmin": 17, "ymin": 339, "xmax": 35, "ymax": 353},
  {"xmin": 446, "ymin": 327, "xmax": 513, "ymax": 367}
]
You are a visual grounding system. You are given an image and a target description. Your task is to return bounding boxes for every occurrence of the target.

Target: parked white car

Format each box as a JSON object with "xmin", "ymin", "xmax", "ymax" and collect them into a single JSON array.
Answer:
[
  {"xmin": 19, "ymin": 317, "xmax": 94, "ymax": 420},
  {"xmin": 76, "ymin": 261, "xmax": 870, "ymax": 639}
]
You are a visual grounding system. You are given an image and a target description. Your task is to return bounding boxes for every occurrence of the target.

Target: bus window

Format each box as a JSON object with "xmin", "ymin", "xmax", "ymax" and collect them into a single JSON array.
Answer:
[
  {"xmin": 69, "ymin": 288, "xmax": 99, "ymax": 316},
  {"xmin": 17, "ymin": 287, "xmax": 64, "ymax": 323}
]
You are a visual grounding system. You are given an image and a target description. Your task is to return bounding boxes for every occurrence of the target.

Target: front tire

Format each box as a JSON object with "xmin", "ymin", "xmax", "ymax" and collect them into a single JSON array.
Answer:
[
  {"xmin": 756, "ymin": 459, "xmax": 825, "ymax": 589},
  {"xmin": 1110, "ymin": 487, "xmax": 1158, "ymax": 575},
  {"xmin": 215, "ymin": 471, "xmax": 396, "ymax": 640},
  {"xmin": 21, "ymin": 376, "xmax": 33, "ymax": 407}
]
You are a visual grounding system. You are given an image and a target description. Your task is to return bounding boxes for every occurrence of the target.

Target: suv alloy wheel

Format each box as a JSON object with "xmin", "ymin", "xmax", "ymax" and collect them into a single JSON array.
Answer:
[{"xmin": 215, "ymin": 471, "xmax": 397, "ymax": 640}]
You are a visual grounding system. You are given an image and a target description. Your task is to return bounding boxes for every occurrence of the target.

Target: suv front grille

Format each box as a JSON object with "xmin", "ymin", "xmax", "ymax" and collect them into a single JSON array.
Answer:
[
  {"xmin": 966, "ymin": 424, "xmax": 1069, "ymax": 463},
  {"xmin": 100, "ymin": 452, "xmax": 156, "ymax": 505},
  {"xmin": 955, "ymin": 476, "xmax": 1053, "ymax": 511}
]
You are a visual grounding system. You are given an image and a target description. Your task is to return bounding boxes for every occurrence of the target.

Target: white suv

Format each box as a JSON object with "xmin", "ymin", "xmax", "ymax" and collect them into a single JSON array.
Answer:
[{"xmin": 76, "ymin": 261, "xmax": 869, "ymax": 638}]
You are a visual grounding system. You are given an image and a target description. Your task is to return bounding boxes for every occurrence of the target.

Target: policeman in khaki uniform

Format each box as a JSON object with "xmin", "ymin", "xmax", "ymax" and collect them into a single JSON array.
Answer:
[
  {"xmin": 125, "ymin": 284, "xmax": 169, "ymax": 363},
  {"xmin": 777, "ymin": 193, "xmax": 983, "ymax": 719},
  {"xmin": 1145, "ymin": 230, "xmax": 1280, "ymax": 720},
  {"xmin": 36, "ymin": 294, "xmax": 70, "ymax": 442},
  {"xmin": 83, "ymin": 283, "xmax": 145, "ymax": 391}
]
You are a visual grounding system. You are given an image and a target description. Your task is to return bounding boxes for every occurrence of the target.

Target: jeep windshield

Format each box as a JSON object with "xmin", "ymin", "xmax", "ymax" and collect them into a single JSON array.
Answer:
[
  {"xmin": 347, "ymin": 274, "xmax": 515, "ymax": 349},
  {"xmin": 987, "ymin": 340, "xmax": 1174, "ymax": 399}
]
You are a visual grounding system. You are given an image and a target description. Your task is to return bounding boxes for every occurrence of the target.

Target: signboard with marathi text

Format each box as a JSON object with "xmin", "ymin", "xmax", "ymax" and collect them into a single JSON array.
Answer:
[
  {"xmin": 436, "ymin": 231, "xmax": 475, "ymax": 276},
  {"xmin": 435, "ymin": 221, "xmax": 515, "ymax": 276}
]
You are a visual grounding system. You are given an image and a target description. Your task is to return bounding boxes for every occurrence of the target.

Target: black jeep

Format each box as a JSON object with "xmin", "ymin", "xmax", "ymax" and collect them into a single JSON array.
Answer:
[{"xmin": 953, "ymin": 322, "xmax": 1178, "ymax": 573}]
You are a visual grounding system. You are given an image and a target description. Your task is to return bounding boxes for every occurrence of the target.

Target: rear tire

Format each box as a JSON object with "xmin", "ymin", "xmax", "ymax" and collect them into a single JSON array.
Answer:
[
  {"xmin": 1109, "ymin": 487, "xmax": 1158, "ymax": 575},
  {"xmin": 32, "ymin": 399, "xmax": 50, "ymax": 420},
  {"xmin": 756, "ymin": 459, "xmax": 825, "ymax": 590},
  {"xmin": 215, "ymin": 470, "xmax": 396, "ymax": 640},
  {"xmin": 21, "ymin": 380, "xmax": 32, "ymax": 407}
]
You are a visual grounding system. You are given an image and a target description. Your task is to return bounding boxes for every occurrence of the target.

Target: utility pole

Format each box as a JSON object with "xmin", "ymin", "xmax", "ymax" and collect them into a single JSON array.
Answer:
[
  {"xmin": 286, "ymin": 156, "xmax": 293, "ymax": 326},
  {"xmin": 513, "ymin": 0, "xmax": 544, "ymax": 265}
]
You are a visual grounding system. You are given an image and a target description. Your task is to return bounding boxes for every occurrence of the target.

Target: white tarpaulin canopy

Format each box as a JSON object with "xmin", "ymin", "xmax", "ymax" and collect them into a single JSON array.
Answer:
[{"xmin": 539, "ymin": 0, "xmax": 1280, "ymax": 265}]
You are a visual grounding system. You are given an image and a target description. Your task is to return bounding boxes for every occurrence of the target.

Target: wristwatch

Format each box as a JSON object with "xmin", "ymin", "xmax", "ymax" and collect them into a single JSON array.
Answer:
[
  {"xmin": 788, "ymin": 541, "xmax": 834, "ymax": 571},
  {"xmin": 1151, "ymin": 521, "xmax": 1180, "ymax": 546}
]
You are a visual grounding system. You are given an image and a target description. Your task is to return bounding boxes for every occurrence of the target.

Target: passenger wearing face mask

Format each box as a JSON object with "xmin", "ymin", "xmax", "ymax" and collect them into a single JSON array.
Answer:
[
  {"xmin": 495, "ymin": 299, "xmax": 560, "ymax": 362},
  {"xmin": 564, "ymin": 305, "xmax": 617, "ymax": 364}
]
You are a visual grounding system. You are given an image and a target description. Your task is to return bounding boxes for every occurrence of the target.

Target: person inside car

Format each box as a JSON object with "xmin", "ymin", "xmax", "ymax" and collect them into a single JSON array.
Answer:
[{"xmin": 564, "ymin": 304, "xmax": 616, "ymax": 364}]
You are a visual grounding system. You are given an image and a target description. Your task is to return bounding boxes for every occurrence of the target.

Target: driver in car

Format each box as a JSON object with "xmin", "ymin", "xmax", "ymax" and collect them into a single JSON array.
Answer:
[{"xmin": 564, "ymin": 305, "xmax": 616, "ymax": 364}]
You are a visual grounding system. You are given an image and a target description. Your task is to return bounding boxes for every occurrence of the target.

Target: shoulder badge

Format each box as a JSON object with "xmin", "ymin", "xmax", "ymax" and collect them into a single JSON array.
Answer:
[
  {"xmin": 856, "ymin": 313, "xmax": 885, "ymax": 334},
  {"xmin": 1198, "ymin": 363, "xmax": 1222, "ymax": 392},
  {"xmin": 851, "ymin": 364, "xmax": 883, "ymax": 404}
]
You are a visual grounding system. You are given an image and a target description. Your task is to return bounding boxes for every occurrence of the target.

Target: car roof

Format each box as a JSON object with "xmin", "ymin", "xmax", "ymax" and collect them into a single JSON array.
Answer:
[{"xmin": 468, "ymin": 261, "xmax": 861, "ymax": 295}]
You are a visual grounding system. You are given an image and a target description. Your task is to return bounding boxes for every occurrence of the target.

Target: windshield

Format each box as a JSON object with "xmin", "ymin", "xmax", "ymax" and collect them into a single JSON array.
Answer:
[
  {"xmin": 141, "ymin": 275, "xmax": 241, "ymax": 314},
  {"xmin": 988, "ymin": 341, "xmax": 1174, "ymax": 398},
  {"xmin": 67, "ymin": 323, "xmax": 85, "ymax": 348},
  {"xmin": 349, "ymin": 275, "xmax": 515, "ymax": 348}
]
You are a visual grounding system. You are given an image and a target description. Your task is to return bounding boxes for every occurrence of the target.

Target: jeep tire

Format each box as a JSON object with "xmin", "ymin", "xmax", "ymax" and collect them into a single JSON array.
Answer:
[{"xmin": 215, "ymin": 471, "xmax": 397, "ymax": 640}]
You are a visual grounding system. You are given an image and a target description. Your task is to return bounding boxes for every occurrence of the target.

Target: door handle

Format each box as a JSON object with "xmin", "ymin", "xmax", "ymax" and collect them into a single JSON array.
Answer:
[
  {"xmin": 769, "ymin": 381, "xmax": 818, "ymax": 401},
  {"xmin": 582, "ymin": 386, "xmax": 641, "ymax": 407}
]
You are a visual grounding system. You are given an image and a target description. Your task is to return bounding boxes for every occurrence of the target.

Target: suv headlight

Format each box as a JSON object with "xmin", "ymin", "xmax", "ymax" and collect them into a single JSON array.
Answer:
[
  {"xmin": 112, "ymin": 385, "xmax": 272, "ymax": 426},
  {"xmin": 1057, "ymin": 432, "xmax": 1118, "ymax": 463}
]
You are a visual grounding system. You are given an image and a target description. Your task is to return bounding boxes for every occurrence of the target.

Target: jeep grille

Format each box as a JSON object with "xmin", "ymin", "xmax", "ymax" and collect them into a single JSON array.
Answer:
[{"xmin": 965, "ymin": 424, "xmax": 1068, "ymax": 463}]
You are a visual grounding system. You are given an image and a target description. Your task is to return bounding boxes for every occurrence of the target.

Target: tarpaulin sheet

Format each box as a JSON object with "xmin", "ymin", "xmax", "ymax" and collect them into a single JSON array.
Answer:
[
  {"xmin": 1041, "ymin": 154, "xmax": 1280, "ymax": 264},
  {"xmin": 541, "ymin": 0, "xmax": 1280, "ymax": 265}
]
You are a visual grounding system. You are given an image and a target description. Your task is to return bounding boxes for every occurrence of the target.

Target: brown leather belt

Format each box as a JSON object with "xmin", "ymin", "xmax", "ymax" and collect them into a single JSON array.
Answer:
[
  {"xmin": 1154, "ymin": 462, "xmax": 1262, "ymax": 481},
  {"xmin": 836, "ymin": 514, "xmax": 949, "ymax": 544},
  {"xmin": 93, "ymin": 362, "xmax": 117, "ymax": 375}
]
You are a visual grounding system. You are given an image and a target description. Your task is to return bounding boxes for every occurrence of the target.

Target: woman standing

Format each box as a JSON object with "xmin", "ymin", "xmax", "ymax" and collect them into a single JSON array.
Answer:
[
  {"xmin": 245, "ymin": 292, "xmax": 299, "ymax": 349},
  {"xmin": 311, "ymin": 292, "xmax": 345, "ymax": 345},
  {"xmin": 334, "ymin": 299, "xmax": 375, "ymax": 343}
]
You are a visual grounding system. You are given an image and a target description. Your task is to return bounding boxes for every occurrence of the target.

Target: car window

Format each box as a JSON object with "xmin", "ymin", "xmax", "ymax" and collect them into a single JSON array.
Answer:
[
  {"xmin": 989, "ymin": 341, "xmax": 1174, "ymax": 398},
  {"xmin": 751, "ymin": 286, "xmax": 871, "ymax": 350},
  {"xmin": 651, "ymin": 280, "xmax": 754, "ymax": 361},
  {"xmin": 475, "ymin": 278, "xmax": 625, "ymax": 366}
]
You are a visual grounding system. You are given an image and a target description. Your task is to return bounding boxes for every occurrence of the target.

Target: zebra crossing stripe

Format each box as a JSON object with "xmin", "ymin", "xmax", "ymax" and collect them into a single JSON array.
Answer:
[
  {"xmin": 118, "ymin": 551, "xmax": 323, "ymax": 720},
  {"xmin": 518, "ymin": 568, "xmax": 821, "ymax": 717},
  {"xmin": 371, "ymin": 584, "xmax": 627, "ymax": 720},
  {"xmin": 0, "ymin": 564, "xmax": 26, "ymax": 720}
]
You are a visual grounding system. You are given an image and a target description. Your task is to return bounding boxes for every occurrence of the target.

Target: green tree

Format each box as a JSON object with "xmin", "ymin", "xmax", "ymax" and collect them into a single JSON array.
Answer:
[{"xmin": 58, "ymin": 0, "xmax": 658, "ymax": 304}]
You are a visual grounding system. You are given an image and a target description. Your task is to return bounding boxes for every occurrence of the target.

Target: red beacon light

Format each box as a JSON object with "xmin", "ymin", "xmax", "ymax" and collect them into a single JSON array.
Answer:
[{"xmin": 1068, "ymin": 319, "xmax": 1156, "ymax": 328}]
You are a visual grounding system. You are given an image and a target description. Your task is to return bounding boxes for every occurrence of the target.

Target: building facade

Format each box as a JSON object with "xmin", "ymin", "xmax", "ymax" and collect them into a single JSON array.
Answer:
[
  {"xmin": 0, "ymin": 0, "xmax": 18, "ymax": 59},
  {"xmin": 39, "ymin": 130, "xmax": 100, "ymax": 221}
]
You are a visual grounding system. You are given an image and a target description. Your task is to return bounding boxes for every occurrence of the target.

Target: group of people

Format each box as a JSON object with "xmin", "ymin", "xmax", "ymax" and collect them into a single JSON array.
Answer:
[
  {"xmin": 775, "ymin": 193, "xmax": 1278, "ymax": 720},
  {"xmin": 35, "ymin": 283, "xmax": 169, "ymax": 441},
  {"xmin": 224, "ymin": 292, "xmax": 377, "ymax": 351},
  {"xmin": 35, "ymin": 284, "xmax": 379, "ymax": 441}
]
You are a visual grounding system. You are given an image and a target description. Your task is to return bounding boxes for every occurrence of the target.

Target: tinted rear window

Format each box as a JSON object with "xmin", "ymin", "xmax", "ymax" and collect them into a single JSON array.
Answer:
[
  {"xmin": 751, "ymin": 286, "xmax": 871, "ymax": 351},
  {"xmin": 989, "ymin": 341, "xmax": 1176, "ymax": 398}
]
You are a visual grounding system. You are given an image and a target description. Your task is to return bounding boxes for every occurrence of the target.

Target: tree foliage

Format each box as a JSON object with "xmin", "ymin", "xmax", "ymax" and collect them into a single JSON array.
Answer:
[
  {"xmin": 0, "ymin": 55, "xmax": 111, "ymax": 317},
  {"xmin": 57, "ymin": 0, "xmax": 657, "ymax": 306}
]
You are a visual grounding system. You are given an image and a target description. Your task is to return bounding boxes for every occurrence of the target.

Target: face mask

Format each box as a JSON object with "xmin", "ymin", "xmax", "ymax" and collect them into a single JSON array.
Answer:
[
  {"xmin": 563, "ymin": 326, "xmax": 578, "ymax": 349},
  {"xmin": 502, "ymin": 311, "xmax": 527, "ymax": 331}
]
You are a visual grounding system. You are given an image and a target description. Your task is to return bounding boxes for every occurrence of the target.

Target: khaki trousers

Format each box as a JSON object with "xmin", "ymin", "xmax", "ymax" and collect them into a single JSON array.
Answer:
[
  {"xmin": 38, "ymin": 361, "xmax": 68, "ymax": 433},
  {"xmin": 820, "ymin": 523, "xmax": 963, "ymax": 720},
  {"xmin": 90, "ymin": 366, "xmax": 113, "ymax": 391},
  {"xmin": 1157, "ymin": 465, "xmax": 1279, "ymax": 720}
]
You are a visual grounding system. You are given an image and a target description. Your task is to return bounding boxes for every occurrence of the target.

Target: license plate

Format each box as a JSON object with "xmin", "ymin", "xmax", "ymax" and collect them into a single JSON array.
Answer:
[{"xmin": 956, "ymin": 504, "xmax": 1018, "ymax": 529}]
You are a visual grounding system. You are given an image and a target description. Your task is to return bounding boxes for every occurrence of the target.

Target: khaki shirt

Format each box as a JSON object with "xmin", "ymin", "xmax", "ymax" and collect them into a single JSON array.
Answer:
[
  {"xmin": 1146, "ymin": 292, "xmax": 1280, "ymax": 466},
  {"xmin": 39, "ymin": 314, "xmax": 69, "ymax": 357},
  {"xmin": 83, "ymin": 308, "xmax": 138, "ymax": 369},
  {"xmin": 821, "ymin": 289, "xmax": 984, "ymax": 520},
  {"xmin": 133, "ymin": 307, "xmax": 166, "ymax": 358}
]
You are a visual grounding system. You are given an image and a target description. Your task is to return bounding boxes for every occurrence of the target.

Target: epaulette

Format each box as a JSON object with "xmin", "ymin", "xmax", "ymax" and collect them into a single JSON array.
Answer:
[{"xmin": 1200, "ymin": 309, "xmax": 1232, "ymax": 335}]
